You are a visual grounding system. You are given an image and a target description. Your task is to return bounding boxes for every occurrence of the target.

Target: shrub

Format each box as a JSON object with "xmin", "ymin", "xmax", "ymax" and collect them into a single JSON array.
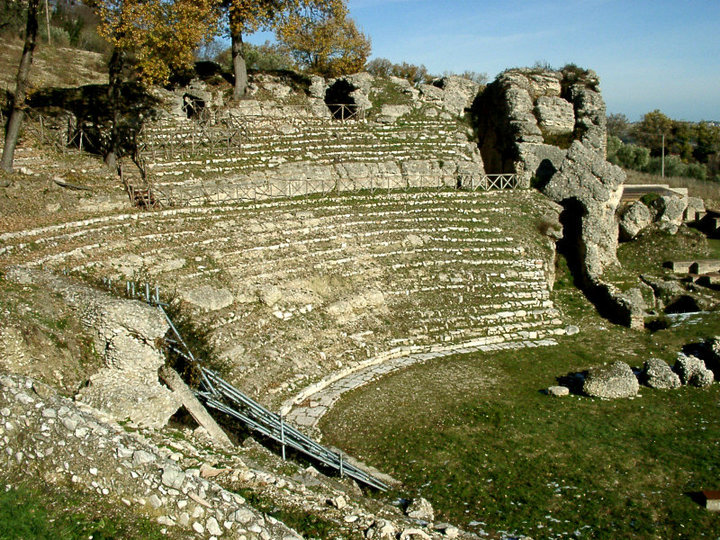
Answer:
[
  {"xmin": 365, "ymin": 57, "xmax": 434, "ymax": 85},
  {"xmin": 616, "ymin": 142, "xmax": 650, "ymax": 170}
]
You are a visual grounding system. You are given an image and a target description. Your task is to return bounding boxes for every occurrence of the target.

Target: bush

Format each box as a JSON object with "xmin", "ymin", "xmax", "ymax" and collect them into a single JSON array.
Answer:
[
  {"xmin": 642, "ymin": 155, "xmax": 707, "ymax": 180},
  {"xmin": 607, "ymin": 135, "xmax": 622, "ymax": 163},
  {"xmin": 365, "ymin": 57, "xmax": 435, "ymax": 85},
  {"xmin": 644, "ymin": 155, "xmax": 683, "ymax": 177},
  {"xmin": 685, "ymin": 162, "xmax": 708, "ymax": 181},
  {"xmin": 607, "ymin": 136, "xmax": 651, "ymax": 171},
  {"xmin": 616, "ymin": 142, "xmax": 650, "ymax": 170}
]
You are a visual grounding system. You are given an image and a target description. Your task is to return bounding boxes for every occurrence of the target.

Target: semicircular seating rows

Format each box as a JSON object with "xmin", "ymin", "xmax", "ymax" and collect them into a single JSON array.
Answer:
[{"xmin": 0, "ymin": 189, "xmax": 564, "ymax": 409}]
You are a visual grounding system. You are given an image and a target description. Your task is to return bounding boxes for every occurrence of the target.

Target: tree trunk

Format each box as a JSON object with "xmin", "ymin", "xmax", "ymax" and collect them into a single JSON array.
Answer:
[
  {"xmin": 229, "ymin": 11, "xmax": 247, "ymax": 101},
  {"xmin": 1, "ymin": 0, "xmax": 40, "ymax": 176},
  {"xmin": 105, "ymin": 47, "xmax": 125, "ymax": 171}
]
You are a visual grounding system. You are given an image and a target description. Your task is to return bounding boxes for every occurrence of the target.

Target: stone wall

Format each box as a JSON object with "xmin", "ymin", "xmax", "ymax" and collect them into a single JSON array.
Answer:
[
  {"xmin": 140, "ymin": 72, "xmax": 486, "ymax": 204},
  {"xmin": 471, "ymin": 67, "xmax": 607, "ymax": 186}
]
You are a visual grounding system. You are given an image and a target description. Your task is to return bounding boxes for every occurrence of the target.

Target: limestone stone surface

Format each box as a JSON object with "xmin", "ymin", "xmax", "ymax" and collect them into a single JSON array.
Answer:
[
  {"xmin": 675, "ymin": 354, "xmax": 714, "ymax": 387},
  {"xmin": 432, "ymin": 76, "xmax": 481, "ymax": 116},
  {"xmin": 619, "ymin": 201, "xmax": 652, "ymax": 241},
  {"xmin": 182, "ymin": 285, "xmax": 234, "ymax": 311},
  {"xmin": 583, "ymin": 361, "xmax": 639, "ymax": 399},
  {"xmin": 535, "ymin": 96, "xmax": 575, "ymax": 134},
  {"xmin": 379, "ymin": 104, "xmax": 411, "ymax": 123},
  {"xmin": 406, "ymin": 497, "xmax": 435, "ymax": 522},
  {"xmin": 655, "ymin": 195, "xmax": 689, "ymax": 234},
  {"xmin": 542, "ymin": 140, "xmax": 626, "ymax": 280},
  {"xmin": 6, "ymin": 268, "xmax": 180, "ymax": 428},
  {"xmin": 643, "ymin": 358, "xmax": 681, "ymax": 389},
  {"xmin": 548, "ymin": 385, "xmax": 570, "ymax": 397}
]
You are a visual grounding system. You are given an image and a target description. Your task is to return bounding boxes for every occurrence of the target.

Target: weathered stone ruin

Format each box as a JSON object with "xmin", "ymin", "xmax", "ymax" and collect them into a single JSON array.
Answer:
[
  {"xmin": 471, "ymin": 67, "xmax": 652, "ymax": 327},
  {"xmin": 642, "ymin": 357, "xmax": 681, "ymax": 389},
  {"xmin": 582, "ymin": 360, "xmax": 639, "ymax": 399},
  {"xmin": 134, "ymin": 70, "xmax": 487, "ymax": 204},
  {"xmin": 471, "ymin": 66, "xmax": 606, "ymax": 185}
]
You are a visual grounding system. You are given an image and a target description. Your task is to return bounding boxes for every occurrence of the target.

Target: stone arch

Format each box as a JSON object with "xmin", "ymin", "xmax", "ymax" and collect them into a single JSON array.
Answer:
[
  {"xmin": 182, "ymin": 93, "xmax": 206, "ymax": 120},
  {"xmin": 324, "ymin": 80, "xmax": 357, "ymax": 120}
]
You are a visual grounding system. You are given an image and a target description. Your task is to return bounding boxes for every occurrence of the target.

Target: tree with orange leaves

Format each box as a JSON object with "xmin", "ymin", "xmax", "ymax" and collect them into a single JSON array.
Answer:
[
  {"xmin": 86, "ymin": 0, "xmax": 220, "ymax": 167},
  {"xmin": 276, "ymin": 5, "xmax": 370, "ymax": 78},
  {"xmin": 224, "ymin": 0, "xmax": 343, "ymax": 100}
]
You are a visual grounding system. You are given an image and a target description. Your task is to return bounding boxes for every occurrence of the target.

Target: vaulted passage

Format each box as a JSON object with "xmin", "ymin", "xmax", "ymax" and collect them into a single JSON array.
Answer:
[
  {"xmin": 324, "ymin": 80, "xmax": 357, "ymax": 120},
  {"xmin": 557, "ymin": 197, "xmax": 587, "ymax": 287}
]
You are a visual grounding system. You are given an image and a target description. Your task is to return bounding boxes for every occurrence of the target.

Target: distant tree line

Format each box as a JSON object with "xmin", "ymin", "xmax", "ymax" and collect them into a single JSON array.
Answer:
[
  {"xmin": 365, "ymin": 57, "xmax": 488, "ymax": 86},
  {"xmin": 607, "ymin": 110, "xmax": 720, "ymax": 182}
]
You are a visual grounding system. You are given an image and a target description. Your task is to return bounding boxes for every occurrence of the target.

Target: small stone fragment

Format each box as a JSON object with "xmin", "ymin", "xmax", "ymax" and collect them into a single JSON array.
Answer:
[
  {"xmin": 206, "ymin": 517, "xmax": 223, "ymax": 536},
  {"xmin": 547, "ymin": 385, "xmax": 570, "ymax": 397},
  {"xmin": 405, "ymin": 497, "xmax": 434, "ymax": 522}
]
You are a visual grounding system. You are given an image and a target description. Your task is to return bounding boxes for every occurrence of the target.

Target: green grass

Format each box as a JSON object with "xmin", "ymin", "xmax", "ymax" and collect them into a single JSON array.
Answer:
[
  {"xmin": 368, "ymin": 78, "xmax": 414, "ymax": 113},
  {"xmin": 0, "ymin": 484, "xmax": 168, "ymax": 540},
  {"xmin": 617, "ymin": 225, "xmax": 716, "ymax": 276},
  {"xmin": 232, "ymin": 487, "xmax": 338, "ymax": 539},
  {"xmin": 320, "ymin": 257, "xmax": 720, "ymax": 538}
]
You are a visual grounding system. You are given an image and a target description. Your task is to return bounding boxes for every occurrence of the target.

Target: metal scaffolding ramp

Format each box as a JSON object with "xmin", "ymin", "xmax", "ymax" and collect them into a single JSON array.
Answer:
[{"xmin": 159, "ymin": 305, "xmax": 388, "ymax": 492}]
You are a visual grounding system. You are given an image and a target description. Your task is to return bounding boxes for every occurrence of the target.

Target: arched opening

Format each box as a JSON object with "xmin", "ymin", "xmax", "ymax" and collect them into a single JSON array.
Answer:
[
  {"xmin": 534, "ymin": 158, "xmax": 558, "ymax": 189},
  {"xmin": 557, "ymin": 197, "xmax": 587, "ymax": 287},
  {"xmin": 324, "ymin": 80, "xmax": 357, "ymax": 121},
  {"xmin": 182, "ymin": 93, "xmax": 206, "ymax": 120}
]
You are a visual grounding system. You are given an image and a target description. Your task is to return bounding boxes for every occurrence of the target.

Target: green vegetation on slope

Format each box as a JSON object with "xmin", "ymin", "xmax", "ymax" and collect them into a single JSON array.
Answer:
[{"xmin": 0, "ymin": 483, "xmax": 169, "ymax": 540}]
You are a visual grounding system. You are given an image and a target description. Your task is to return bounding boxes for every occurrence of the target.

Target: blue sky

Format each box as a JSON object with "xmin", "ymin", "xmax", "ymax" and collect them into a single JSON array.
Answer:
[{"xmin": 248, "ymin": 0, "xmax": 720, "ymax": 122}]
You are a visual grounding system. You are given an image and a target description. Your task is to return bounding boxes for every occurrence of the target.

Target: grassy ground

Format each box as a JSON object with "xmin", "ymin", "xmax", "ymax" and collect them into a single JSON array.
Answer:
[
  {"xmin": 0, "ymin": 482, "xmax": 169, "ymax": 540},
  {"xmin": 320, "ymin": 247, "xmax": 720, "ymax": 539}
]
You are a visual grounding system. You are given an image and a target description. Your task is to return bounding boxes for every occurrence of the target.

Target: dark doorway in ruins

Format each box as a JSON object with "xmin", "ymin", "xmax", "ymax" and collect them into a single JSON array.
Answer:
[
  {"xmin": 324, "ymin": 80, "xmax": 357, "ymax": 120},
  {"xmin": 534, "ymin": 159, "xmax": 558, "ymax": 189},
  {"xmin": 557, "ymin": 198, "xmax": 587, "ymax": 288},
  {"xmin": 182, "ymin": 94, "xmax": 206, "ymax": 120}
]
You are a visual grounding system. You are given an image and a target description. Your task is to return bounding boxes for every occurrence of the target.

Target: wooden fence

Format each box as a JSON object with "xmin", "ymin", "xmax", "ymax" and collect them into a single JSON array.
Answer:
[{"xmin": 150, "ymin": 173, "xmax": 519, "ymax": 208}]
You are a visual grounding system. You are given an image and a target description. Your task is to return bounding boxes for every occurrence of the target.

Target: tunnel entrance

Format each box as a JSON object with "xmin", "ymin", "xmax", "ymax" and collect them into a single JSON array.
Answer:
[
  {"xmin": 182, "ymin": 94, "xmax": 206, "ymax": 120},
  {"xmin": 557, "ymin": 198, "xmax": 587, "ymax": 288},
  {"xmin": 324, "ymin": 80, "xmax": 358, "ymax": 121}
]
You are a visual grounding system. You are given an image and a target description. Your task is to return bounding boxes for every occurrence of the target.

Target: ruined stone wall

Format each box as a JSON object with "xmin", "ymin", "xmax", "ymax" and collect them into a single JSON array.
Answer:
[
  {"xmin": 140, "ymin": 73, "xmax": 486, "ymax": 204},
  {"xmin": 471, "ymin": 67, "xmax": 607, "ymax": 186}
]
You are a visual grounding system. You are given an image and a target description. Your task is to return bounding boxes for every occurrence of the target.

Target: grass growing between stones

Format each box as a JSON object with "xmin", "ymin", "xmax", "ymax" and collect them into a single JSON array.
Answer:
[
  {"xmin": 232, "ymin": 487, "xmax": 339, "ymax": 539},
  {"xmin": 0, "ymin": 483, "xmax": 169, "ymax": 539},
  {"xmin": 320, "ymin": 261, "xmax": 720, "ymax": 538}
]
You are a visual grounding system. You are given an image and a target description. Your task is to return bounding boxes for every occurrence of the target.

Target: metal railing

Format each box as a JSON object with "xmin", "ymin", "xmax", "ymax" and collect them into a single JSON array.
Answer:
[
  {"xmin": 197, "ymin": 368, "xmax": 388, "ymax": 491},
  {"xmin": 104, "ymin": 276, "xmax": 388, "ymax": 491}
]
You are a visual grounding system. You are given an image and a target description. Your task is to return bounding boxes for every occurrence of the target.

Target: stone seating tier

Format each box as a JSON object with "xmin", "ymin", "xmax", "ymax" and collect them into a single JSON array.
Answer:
[
  {"xmin": 1, "ymin": 190, "xmax": 561, "ymax": 406},
  {"xmin": 139, "ymin": 115, "xmax": 479, "ymax": 184}
]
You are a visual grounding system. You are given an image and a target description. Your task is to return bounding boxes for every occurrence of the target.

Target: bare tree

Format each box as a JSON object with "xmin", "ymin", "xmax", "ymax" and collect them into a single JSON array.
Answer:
[{"xmin": 1, "ymin": 0, "xmax": 41, "ymax": 178}]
